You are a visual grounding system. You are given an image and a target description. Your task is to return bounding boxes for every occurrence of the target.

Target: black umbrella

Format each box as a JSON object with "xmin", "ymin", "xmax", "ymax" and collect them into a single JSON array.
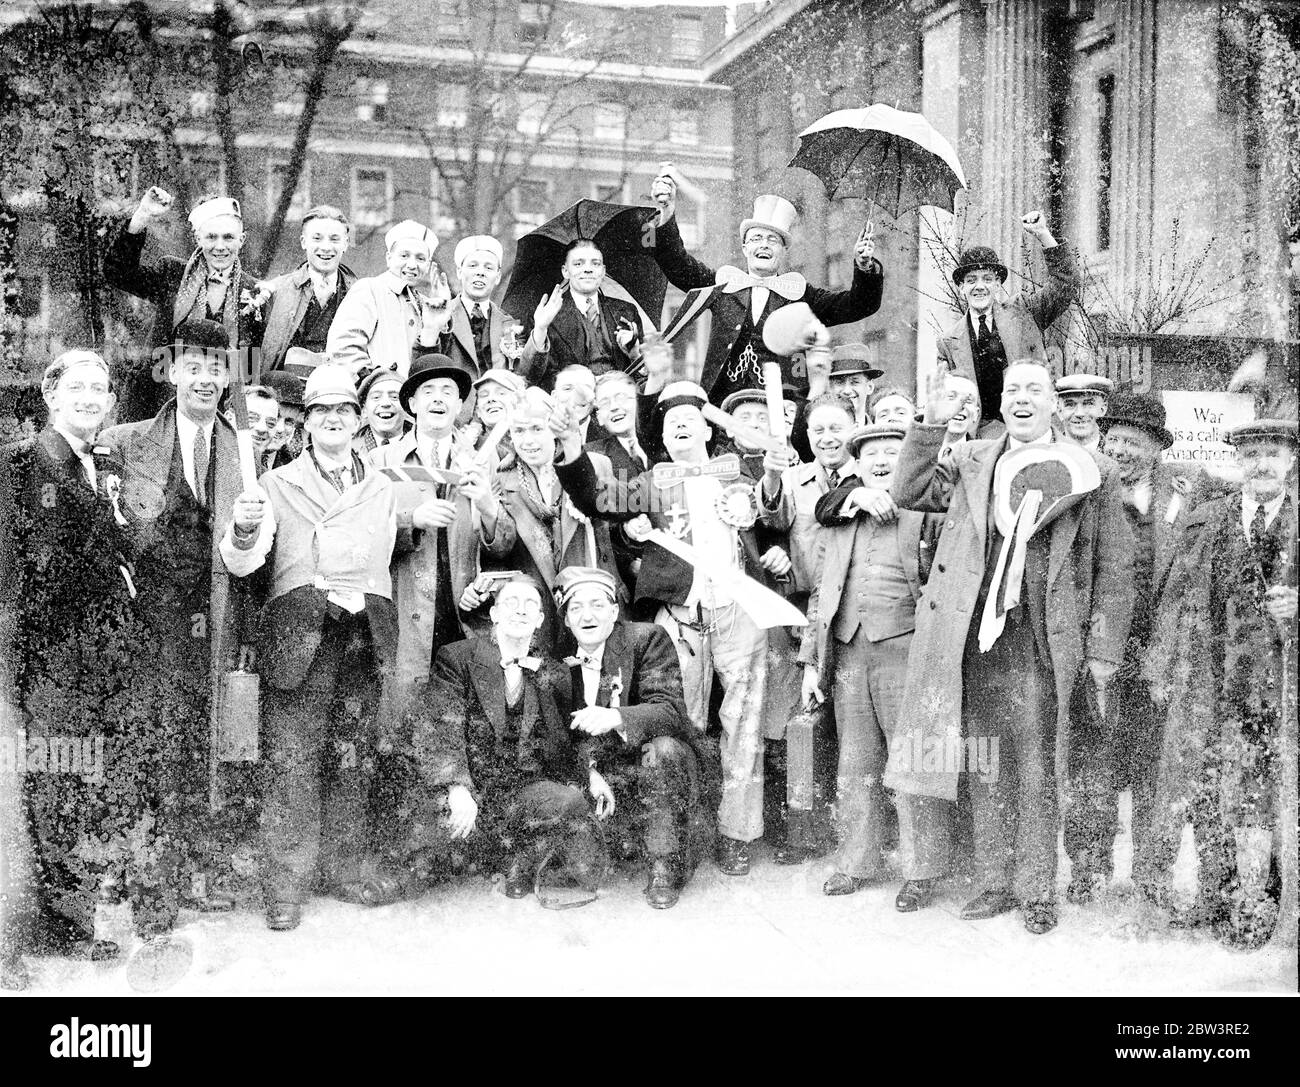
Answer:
[{"xmin": 501, "ymin": 199, "xmax": 666, "ymax": 327}]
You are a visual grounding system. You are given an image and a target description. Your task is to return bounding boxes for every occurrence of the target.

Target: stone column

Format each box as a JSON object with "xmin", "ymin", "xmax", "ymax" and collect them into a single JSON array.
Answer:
[{"xmin": 1110, "ymin": 0, "xmax": 1157, "ymax": 314}]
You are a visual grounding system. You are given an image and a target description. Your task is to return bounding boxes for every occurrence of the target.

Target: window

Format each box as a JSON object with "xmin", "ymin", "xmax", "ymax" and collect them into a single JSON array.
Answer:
[
  {"xmin": 188, "ymin": 90, "xmax": 215, "ymax": 118},
  {"xmin": 591, "ymin": 180, "xmax": 624, "ymax": 203},
  {"xmin": 355, "ymin": 79, "xmax": 389, "ymax": 124},
  {"xmin": 438, "ymin": 83, "xmax": 469, "ymax": 129},
  {"xmin": 438, "ymin": 0, "xmax": 467, "ymax": 39},
  {"xmin": 513, "ymin": 177, "xmax": 550, "ymax": 237},
  {"xmin": 352, "ymin": 166, "xmax": 392, "ymax": 228},
  {"xmin": 432, "ymin": 166, "xmax": 467, "ymax": 235},
  {"xmin": 518, "ymin": 2, "xmax": 551, "ymax": 45},
  {"xmin": 516, "ymin": 92, "xmax": 549, "ymax": 136},
  {"xmin": 670, "ymin": 13, "xmax": 704, "ymax": 62},
  {"xmin": 593, "ymin": 102, "xmax": 626, "ymax": 143},
  {"xmin": 670, "ymin": 109, "xmax": 700, "ymax": 147},
  {"xmin": 268, "ymin": 161, "xmax": 310, "ymax": 220},
  {"xmin": 1096, "ymin": 73, "xmax": 1114, "ymax": 252}
]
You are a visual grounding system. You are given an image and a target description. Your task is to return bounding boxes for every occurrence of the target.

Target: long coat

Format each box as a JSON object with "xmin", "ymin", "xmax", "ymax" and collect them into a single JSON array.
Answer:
[
  {"xmin": 369, "ymin": 429, "xmax": 516, "ymax": 686},
  {"xmin": 884, "ymin": 422, "xmax": 1134, "ymax": 801},
  {"xmin": 326, "ymin": 272, "xmax": 428, "ymax": 375},
  {"xmin": 257, "ymin": 262, "xmax": 358, "ymax": 375},
  {"xmin": 98, "ymin": 401, "xmax": 245, "ymax": 738}
]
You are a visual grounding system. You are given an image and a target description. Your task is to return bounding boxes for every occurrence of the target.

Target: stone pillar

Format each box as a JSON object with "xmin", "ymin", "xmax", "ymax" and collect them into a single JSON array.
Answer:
[{"xmin": 1111, "ymin": 0, "xmax": 1157, "ymax": 314}]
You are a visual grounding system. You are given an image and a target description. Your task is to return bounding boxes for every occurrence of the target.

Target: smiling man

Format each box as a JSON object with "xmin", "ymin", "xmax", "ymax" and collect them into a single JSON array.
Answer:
[
  {"xmin": 237, "ymin": 384, "xmax": 281, "ymax": 475},
  {"xmin": 884, "ymin": 361, "xmax": 1133, "ymax": 935},
  {"xmin": 257, "ymin": 205, "xmax": 357, "ymax": 375},
  {"xmin": 437, "ymin": 236, "xmax": 515, "ymax": 377},
  {"xmin": 353, "ymin": 367, "xmax": 407, "ymax": 454},
  {"xmin": 1055, "ymin": 373, "xmax": 1114, "ymax": 453},
  {"xmin": 826, "ymin": 345, "xmax": 884, "ymax": 426},
  {"xmin": 869, "ymin": 386, "xmax": 916, "ymax": 430}
]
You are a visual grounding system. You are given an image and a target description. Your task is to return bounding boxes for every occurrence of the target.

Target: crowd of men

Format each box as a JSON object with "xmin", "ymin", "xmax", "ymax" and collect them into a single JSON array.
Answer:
[{"xmin": 0, "ymin": 168, "xmax": 1294, "ymax": 992}]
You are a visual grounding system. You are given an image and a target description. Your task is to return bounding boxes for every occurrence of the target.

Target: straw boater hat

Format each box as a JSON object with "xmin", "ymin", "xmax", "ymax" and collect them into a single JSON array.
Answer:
[
  {"xmin": 740, "ymin": 195, "xmax": 797, "ymax": 247},
  {"xmin": 1097, "ymin": 391, "xmax": 1174, "ymax": 449}
]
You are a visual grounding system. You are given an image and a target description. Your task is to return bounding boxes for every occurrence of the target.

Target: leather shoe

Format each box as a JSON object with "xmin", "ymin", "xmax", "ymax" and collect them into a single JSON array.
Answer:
[
  {"xmin": 504, "ymin": 853, "xmax": 534, "ymax": 899},
  {"xmin": 822, "ymin": 871, "xmax": 866, "ymax": 896},
  {"xmin": 717, "ymin": 837, "xmax": 751, "ymax": 876},
  {"xmin": 960, "ymin": 888, "xmax": 1017, "ymax": 921},
  {"xmin": 1023, "ymin": 900, "xmax": 1058, "ymax": 934},
  {"xmin": 644, "ymin": 860, "xmax": 681, "ymax": 909},
  {"xmin": 895, "ymin": 878, "xmax": 936, "ymax": 912},
  {"xmin": 265, "ymin": 903, "xmax": 301, "ymax": 931}
]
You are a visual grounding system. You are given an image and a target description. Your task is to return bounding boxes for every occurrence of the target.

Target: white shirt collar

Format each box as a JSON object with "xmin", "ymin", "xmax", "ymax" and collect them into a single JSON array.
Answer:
[
  {"xmin": 1006, "ymin": 428, "xmax": 1054, "ymax": 450},
  {"xmin": 1242, "ymin": 491, "xmax": 1286, "ymax": 534},
  {"xmin": 968, "ymin": 308, "xmax": 995, "ymax": 335},
  {"xmin": 53, "ymin": 424, "xmax": 91, "ymax": 458},
  {"xmin": 461, "ymin": 295, "xmax": 488, "ymax": 318},
  {"xmin": 308, "ymin": 268, "xmax": 338, "ymax": 297},
  {"xmin": 175, "ymin": 411, "xmax": 215, "ymax": 445}
]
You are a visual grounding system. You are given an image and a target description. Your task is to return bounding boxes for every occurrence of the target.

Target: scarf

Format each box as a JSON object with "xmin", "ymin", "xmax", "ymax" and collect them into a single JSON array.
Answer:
[{"xmin": 172, "ymin": 248, "xmax": 245, "ymax": 347}]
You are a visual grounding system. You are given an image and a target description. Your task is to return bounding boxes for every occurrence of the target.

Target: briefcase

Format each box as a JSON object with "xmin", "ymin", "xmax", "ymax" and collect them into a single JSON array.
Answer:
[{"xmin": 216, "ymin": 669, "xmax": 260, "ymax": 762}]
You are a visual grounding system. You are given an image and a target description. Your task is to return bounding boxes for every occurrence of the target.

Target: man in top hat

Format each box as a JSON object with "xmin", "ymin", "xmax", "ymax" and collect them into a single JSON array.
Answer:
[
  {"xmin": 105, "ymin": 188, "xmax": 266, "ymax": 422},
  {"xmin": 0, "ymin": 350, "xmax": 148, "ymax": 979},
  {"xmin": 404, "ymin": 574, "xmax": 592, "ymax": 901},
  {"xmin": 353, "ymin": 366, "xmax": 408, "ymax": 455},
  {"xmin": 1055, "ymin": 374, "xmax": 1114, "ymax": 454},
  {"xmin": 1140, "ymin": 419, "xmax": 1297, "ymax": 948},
  {"xmin": 936, "ymin": 211, "xmax": 1078, "ymax": 434},
  {"xmin": 521, "ymin": 240, "xmax": 644, "ymax": 392},
  {"xmin": 823, "ymin": 344, "xmax": 884, "ymax": 426},
  {"xmin": 650, "ymin": 177, "xmax": 883, "ymax": 406},
  {"xmin": 256, "ymin": 205, "xmax": 357, "ymax": 377},
  {"xmin": 467, "ymin": 386, "xmax": 623, "ymax": 653},
  {"xmin": 98, "ymin": 319, "xmax": 255, "ymax": 931},
  {"xmin": 437, "ymin": 235, "xmax": 517, "ymax": 378},
  {"xmin": 327, "ymin": 219, "xmax": 450, "ymax": 378},
  {"xmin": 551, "ymin": 378, "xmax": 789, "ymax": 877},
  {"xmin": 556, "ymin": 566, "xmax": 709, "ymax": 909},
  {"xmin": 221, "ymin": 364, "xmax": 405, "ymax": 930},
  {"xmin": 885, "ymin": 362, "xmax": 1133, "ymax": 934},
  {"xmin": 801, "ymin": 422, "xmax": 949, "ymax": 904},
  {"xmin": 261, "ymin": 370, "xmax": 307, "ymax": 471},
  {"xmin": 370, "ymin": 354, "xmax": 515, "ymax": 693},
  {"xmin": 1063, "ymin": 391, "xmax": 1200, "ymax": 902}
]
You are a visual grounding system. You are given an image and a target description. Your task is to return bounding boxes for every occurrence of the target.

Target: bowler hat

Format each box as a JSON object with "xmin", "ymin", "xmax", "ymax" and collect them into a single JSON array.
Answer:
[
  {"xmin": 1225, "ymin": 419, "xmax": 1299, "ymax": 448},
  {"xmin": 261, "ymin": 370, "xmax": 306, "ymax": 409},
  {"xmin": 173, "ymin": 319, "xmax": 229, "ymax": 355},
  {"xmin": 400, "ymin": 353, "xmax": 474, "ymax": 414},
  {"xmin": 952, "ymin": 245, "xmax": 1008, "ymax": 285},
  {"xmin": 1098, "ymin": 391, "xmax": 1174, "ymax": 449},
  {"xmin": 830, "ymin": 343, "xmax": 885, "ymax": 380}
]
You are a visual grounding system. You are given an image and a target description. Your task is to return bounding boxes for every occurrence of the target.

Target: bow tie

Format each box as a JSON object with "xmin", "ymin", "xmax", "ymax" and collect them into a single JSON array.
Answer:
[
  {"xmin": 715, "ymin": 266, "xmax": 806, "ymax": 301},
  {"xmin": 501, "ymin": 656, "xmax": 540, "ymax": 672},
  {"xmin": 564, "ymin": 652, "xmax": 601, "ymax": 669}
]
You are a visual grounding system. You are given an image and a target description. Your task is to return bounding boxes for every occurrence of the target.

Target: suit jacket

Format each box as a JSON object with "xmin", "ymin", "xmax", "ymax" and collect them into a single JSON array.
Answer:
[
  {"xmin": 519, "ymin": 291, "xmax": 643, "ymax": 390},
  {"xmin": 885, "ymin": 422, "xmax": 1134, "ymax": 800},
  {"xmin": 258, "ymin": 262, "xmax": 358, "ymax": 375},
  {"xmin": 758, "ymin": 460, "xmax": 838, "ymax": 595},
  {"xmin": 570, "ymin": 621, "xmax": 706, "ymax": 772},
  {"xmin": 417, "ymin": 635, "xmax": 584, "ymax": 801},
  {"xmin": 652, "ymin": 216, "xmax": 883, "ymax": 400},
  {"xmin": 585, "ymin": 434, "xmax": 648, "ymax": 595},
  {"xmin": 1144, "ymin": 461, "xmax": 1205, "ymax": 598},
  {"xmin": 98, "ymin": 402, "xmax": 246, "ymax": 727},
  {"xmin": 438, "ymin": 295, "xmax": 512, "ymax": 378},
  {"xmin": 936, "ymin": 244, "xmax": 1078, "ymax": 383},
  {"xmin": 369, "ymin": 429, "xmax": 516, "ymax": 685}
]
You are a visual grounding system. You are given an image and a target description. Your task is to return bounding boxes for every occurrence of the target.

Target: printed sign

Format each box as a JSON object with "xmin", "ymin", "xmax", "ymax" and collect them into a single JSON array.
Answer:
[{"xmin": 1161, "ymin": 390, "xmax": 1255, "ymax": 479}]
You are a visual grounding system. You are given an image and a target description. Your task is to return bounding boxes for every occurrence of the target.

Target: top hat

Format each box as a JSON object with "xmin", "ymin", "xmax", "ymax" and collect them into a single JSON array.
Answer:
[
  {"xmin": 830, "ymin": 343, "xmax": 885, "ymax": 380},
  {"xmin": 1098, "ymin": 391, "xmax": 1174, "ymax": 449},
  {"xmin": 399, "ymin": 353, "xmax": 474, "ymax": 414},
  {"xmin": 740, "ymin": 195, "xmax": 797, "ymax": 247},
  {"xmin": 952, "ymin": 245, "xmax": 1008, "ymax": 285},
  {"xmin": 1226, "ymin": 419, "xmax": 1299, "ymax": 448}
]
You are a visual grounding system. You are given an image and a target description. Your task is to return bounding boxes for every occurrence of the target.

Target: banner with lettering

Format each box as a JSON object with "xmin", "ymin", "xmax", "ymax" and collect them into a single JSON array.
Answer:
[{"xmin": 1161, "ymin": 390, "xmax": 1255, "ymax": 479}]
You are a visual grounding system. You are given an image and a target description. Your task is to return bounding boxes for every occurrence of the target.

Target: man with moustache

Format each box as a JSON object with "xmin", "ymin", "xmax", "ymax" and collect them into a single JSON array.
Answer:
[
  {"xmin": 937, "ymin": 212, "xmax": 1078, "ymax": 434},
  {"xmin": 371, "ymin": 355, "xmax": 514, "ymax": 692},
  {"xmin": 352, "ymin": 367, "xmax": 408, "ymax": 454},
  {"xmin": 1055, "ymin": 374, "xmax": 1114, "ymax": 454},
  {"xmin": 886, "ymin": 362, "xmax": 1132, "ymax": 934},
  {"xmin": 802, "ymin": 423, "xmax": 948, "ymax": 904},
  {"xmin": 557, "ymin": 567, "xmax": 707, "ymax": 909},
  {"xmin": 328, "ymin": 219, "xmax": 449, "ymax": 377},
  {"xmin": 105, "ymin": 189, "xmax": 265, "ymax": 422},
  {"xmin": 1140, "ymin": 420, "xmax": 1296, "ymax": 948},
  {"xmin": 256, "ymin": 205, "xmax": 357, "ymax": 375},
  {"xmin": 1063, "ymin": 392, "xmax": 1198, "ymax": 902},
  {"xmin": 0, "ymin": 351, "xmax": 145, "ymax": 981},
  {"xmin": 826, "ymin": 346, "xmax": 883, "ymax": 427},
  {"xmin": 438, "ymin": 236, "xmax": 516, "ymax": 377},
  {"xmin": 99, "ymin": 320, "xmax": 253, "ymax": 932}
]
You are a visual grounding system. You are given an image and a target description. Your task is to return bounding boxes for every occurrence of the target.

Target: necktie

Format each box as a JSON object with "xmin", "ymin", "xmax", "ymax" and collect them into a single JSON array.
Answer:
[
  {"xmin": 193, "ymin": 427, "xmax": 209, "ymax": 505},
  {"xmin": 977, "ymin": 314, "xmax": 991, "ymax": 348},
  {"xmin": 324, "ymin": 466, "xmax": 348, "ymax": 494},
  {"xmin": 587, "ymin": 302, "xmax": 600, "ymax": 328},
  {"xmin": 826, "ymin": 468, "xmax": 840, "ymax": 491},
  {"xmin": 502, "ymin": 659, "xmax": 523, "ymax": 704},
  {"xmin": 1250, "ymin": 503, "xmax": 1268, "ymax": 548}
]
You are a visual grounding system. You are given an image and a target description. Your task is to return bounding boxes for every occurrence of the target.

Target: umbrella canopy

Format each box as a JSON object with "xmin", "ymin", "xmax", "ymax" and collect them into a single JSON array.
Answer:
[
  {"xmin": 790, "ymin": 105, "xmax": 967, "ymax": 219},
  {"xmin": 501, "ymin": 199, "xmax": 666, "ymax": 328}
]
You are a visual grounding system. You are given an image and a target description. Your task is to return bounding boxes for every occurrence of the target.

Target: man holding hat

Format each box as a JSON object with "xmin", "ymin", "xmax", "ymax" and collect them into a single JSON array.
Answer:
[
  {"xmin": 1140, "ymin": 418, "xmax": 1297, "ymax": 948},
  {"xmin": 937, "ymin": 211, "xmax": 1078, "ymax": 433},
  {"xmin": 556, "ymin": 566, "xmax": 708, "ymax": 909},
  {"xmin": 650, "ymin": 176, "xmax": 883, "ymax": 406},
  {"xmin": 551, "ymin": 380, "xmax": 785, "ymax": 877},
  {"xmin": 105, "ymin": 187, "xmax": 266, "ymax": 422},
  {"xmin": 800, "ymin": 422, "xmax": 949, "ymax": 903},
  {"xmin": 221, "ymin": 364, "xmax": 404, "ymax": 930},
  {"xmin": 885, "ymin": 362, "xmax": 1133, "ymax": 934},
  {"xmin": 438, "ymin": 235, "xmax": 515, "ymax": 377},
  {"xmin": 353, "ymin": 366, "xmax": 408, "ymax": 455},
  {"xmin": 327, "ymin": 219, "xmax": 449, "ymax": 378},
  {"xmin": 256, "ymin": 205, "xmax": 358, "ymax": 375},
  {"xmin": 1063, "ymin": 391, "xmax": 1199, "ymax": 902},
  {"xmin": 371, "ymin": 354, "xmax": 515, "ymax": 693},
  {"xmin": 99, "ymin": 319, "xmax": 255, "ymax": 930},
  {"xmin": 1055, "ymin": 373, "xmax": 1114, "ymax": 453}
]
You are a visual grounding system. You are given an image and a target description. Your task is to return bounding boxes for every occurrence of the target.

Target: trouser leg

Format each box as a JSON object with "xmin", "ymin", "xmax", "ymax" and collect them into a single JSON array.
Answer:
[
  {"xmin": 708, "ymin": 606, "xmax": 768, "ymax": 843},
  {"xmin": 830, "ymin": 634, "xmax": 888, "ymax": 879}
]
